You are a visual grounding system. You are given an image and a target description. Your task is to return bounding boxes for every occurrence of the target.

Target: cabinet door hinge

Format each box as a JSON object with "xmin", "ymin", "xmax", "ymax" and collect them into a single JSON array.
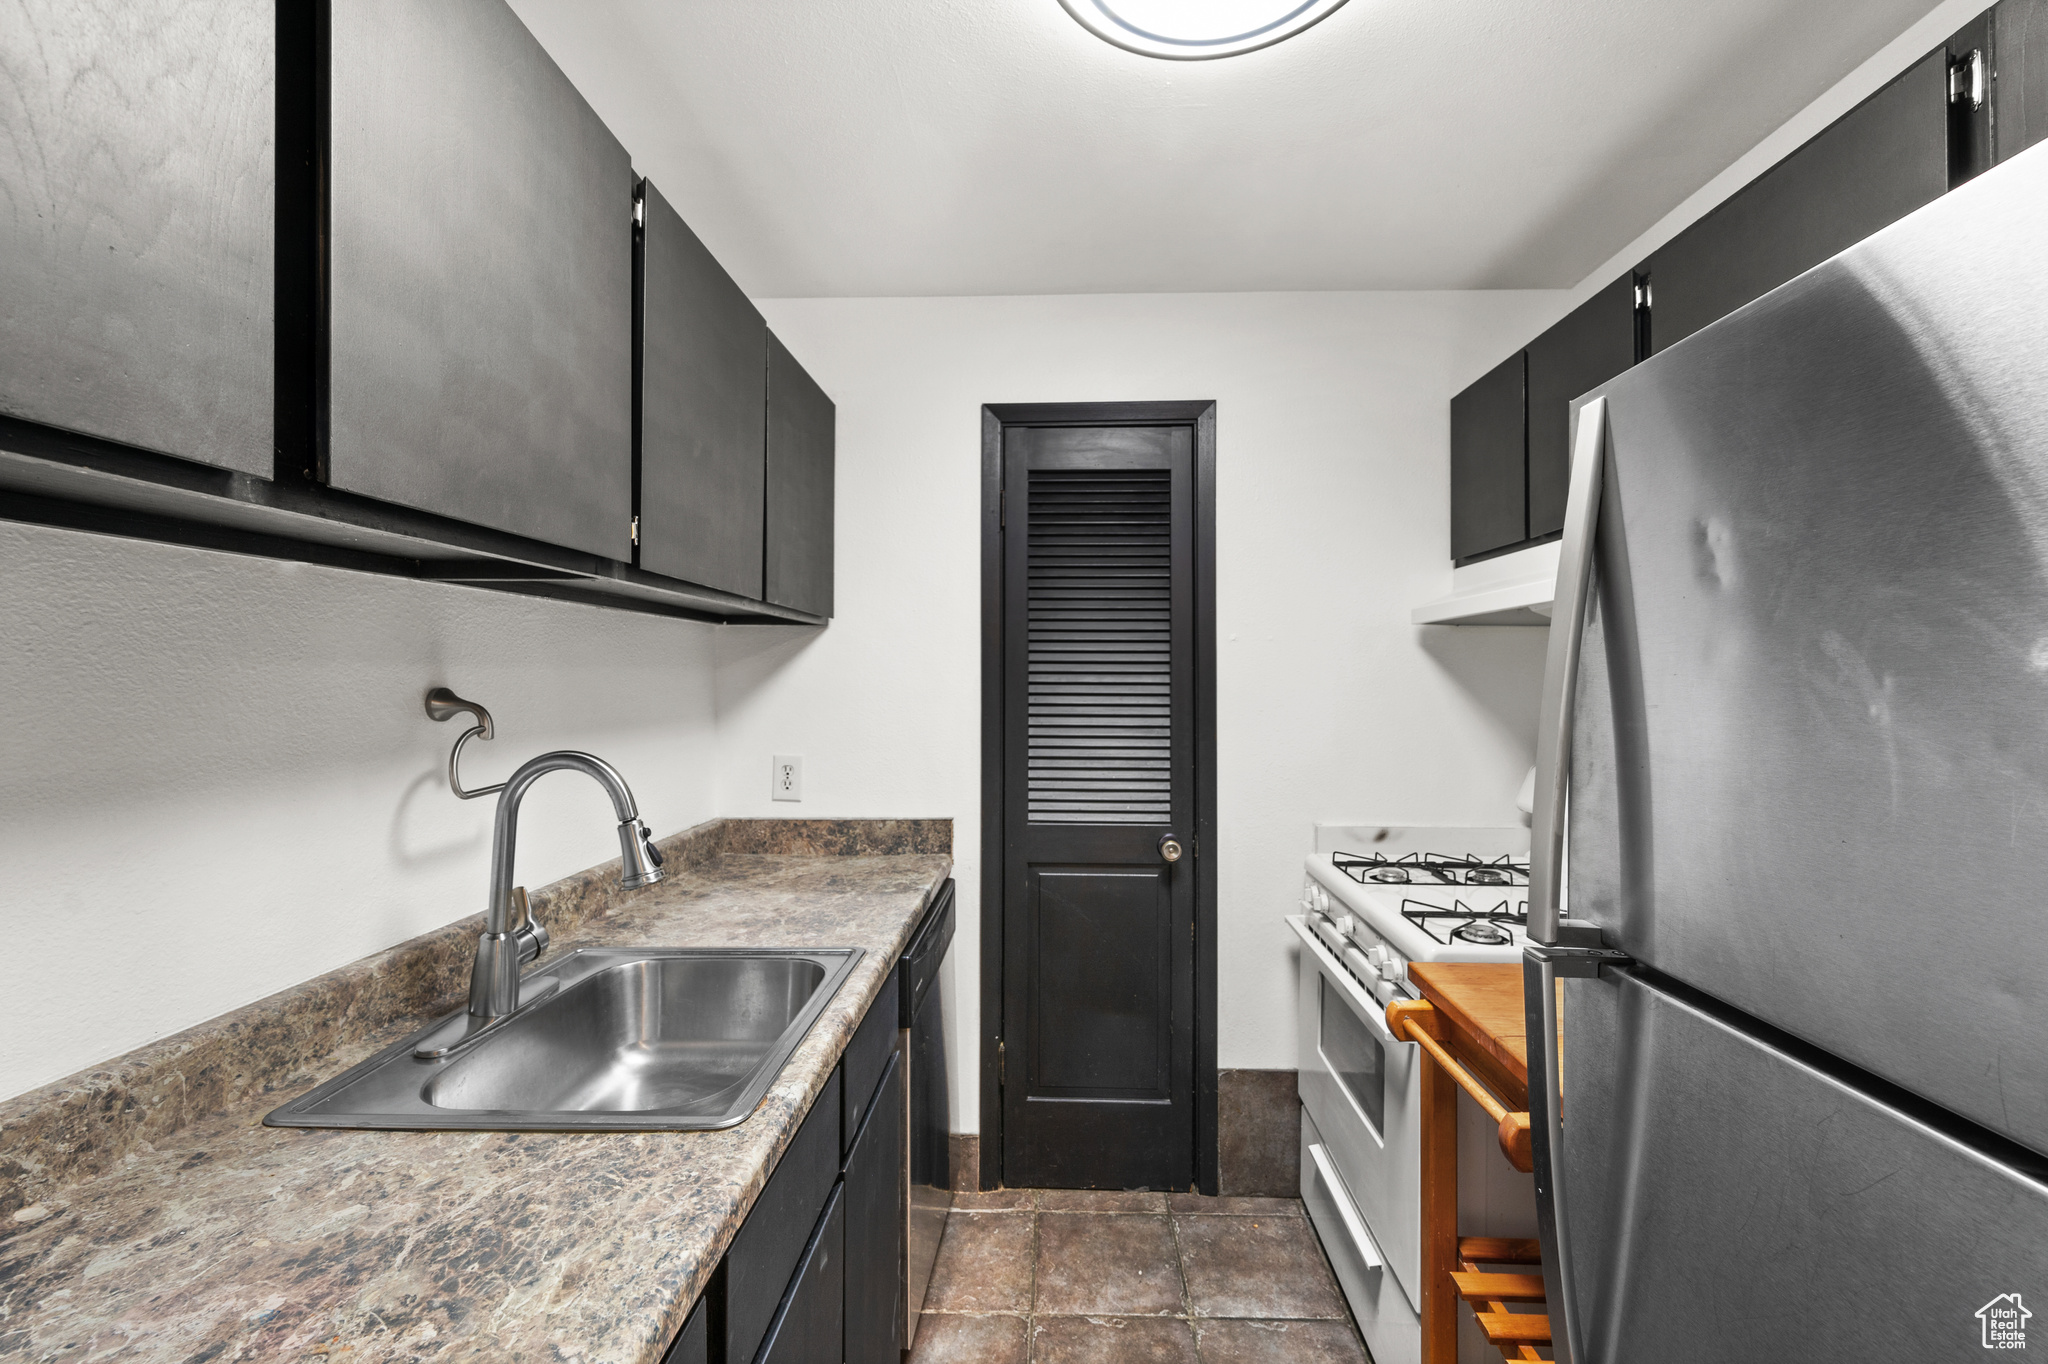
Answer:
[
  {"xmin": 998, "ymin": 1039, "xmax": 1006, "ymax": 1087},
  {"xmin": 633, "ymin": 190, "xmax": 645, "ymax": 228},
  {"xmin": 630, "ymin": 515, "xmax": 640, "ymax": 546},
  {"xmin": 999, "ymin": 490, "xmax": 1006, "ymax": 528},
  {"xmin": 1951, "ymin": 47, "xmax": 1985, "ymax": 110}
]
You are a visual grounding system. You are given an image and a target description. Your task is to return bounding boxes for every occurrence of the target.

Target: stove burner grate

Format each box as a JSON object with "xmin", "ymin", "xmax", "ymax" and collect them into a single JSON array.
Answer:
[
  {"xmin": 1398, "ymin": 895, "xmax": 1529, "ymax": 946},
  {"xmin": 1333, "ymin": 849, "xmax": 1530, "ymax": 889}
]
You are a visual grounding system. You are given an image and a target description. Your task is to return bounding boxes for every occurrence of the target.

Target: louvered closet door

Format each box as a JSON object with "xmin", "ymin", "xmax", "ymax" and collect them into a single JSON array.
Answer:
[{"xmin": 1001, "ymin": 423, "xmax": 1196, "ymax": 1190}]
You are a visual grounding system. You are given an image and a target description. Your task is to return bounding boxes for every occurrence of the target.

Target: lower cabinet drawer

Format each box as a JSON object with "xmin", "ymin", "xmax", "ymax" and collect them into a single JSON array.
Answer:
[
  {"xmin": 842, "ymin": 972, "xmax": 900, "ymax": 1158},
  {"xmin": 728, "ymin": 1068, "xmax": 843, "ymax": 1364},
  {"xmin": 757, "ymin": 1181, "xmax": 845, "ymax": 1364}
]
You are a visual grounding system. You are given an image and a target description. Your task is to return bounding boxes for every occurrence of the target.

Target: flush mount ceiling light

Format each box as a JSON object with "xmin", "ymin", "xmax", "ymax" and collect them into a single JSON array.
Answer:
[{"xmin": 1056, "ymin": 0, "xmax": 1351, "ymax": 59}]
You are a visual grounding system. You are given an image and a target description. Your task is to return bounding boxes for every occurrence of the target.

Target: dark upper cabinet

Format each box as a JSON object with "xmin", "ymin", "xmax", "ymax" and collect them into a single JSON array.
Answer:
[
  {"xmin": 326, "ymin": 0, "xmax": 634, "ymax": 560},
  {"xmin": 1948, "ymin": 13, "xmax": 1993, "ymax": 184},
  {"xmin": 1645, "ymin": 51, "xmax": 1949, "ymax": 355},
  {"xmin": 1524, "ymin": 275, "xmax": 1636, "ymax": 540},
  {"xmin": 765, "ymin": 333, "xmax": 837, "ymax": 616},
  {"xmin": 0, "ymin": 0, "xmax": 272, "ymax": 475},
  {"xmin": 1997, "ymin": 0, "xmax": 2048, "ymax": 162},
  {"xmin": 638, "ymin": 179, "xmax": 766, "ymax": 597},
  {"xmin": 1449, "ymin": 352, "xmax": 1527, "ymax": 564},
  {"xmin": 844, "ymin": 1051, "xmax": 907, "ymax": 1364}
]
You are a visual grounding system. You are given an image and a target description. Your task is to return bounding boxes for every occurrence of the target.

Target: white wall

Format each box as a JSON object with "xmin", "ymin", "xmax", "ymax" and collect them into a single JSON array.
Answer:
[
  {"xmin": 723, "ymin": 291, "xmax": 1565, "ymax": 1130},
  {"xmin": 0, "ymin": 523, "xmax": 721, "ymax": 1101}
]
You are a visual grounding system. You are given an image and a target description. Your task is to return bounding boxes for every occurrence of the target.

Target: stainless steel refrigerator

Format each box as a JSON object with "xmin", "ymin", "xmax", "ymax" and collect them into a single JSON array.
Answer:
[{"xmin": 1524, "ymin": 140, "xmax": 2048, "ymax": 1362}]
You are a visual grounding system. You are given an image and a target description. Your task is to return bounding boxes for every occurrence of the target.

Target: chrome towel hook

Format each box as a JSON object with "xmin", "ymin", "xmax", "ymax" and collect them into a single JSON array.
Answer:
[{"xmin": 425, "ymin": 687, "xmax": 505, "ymax": 799}]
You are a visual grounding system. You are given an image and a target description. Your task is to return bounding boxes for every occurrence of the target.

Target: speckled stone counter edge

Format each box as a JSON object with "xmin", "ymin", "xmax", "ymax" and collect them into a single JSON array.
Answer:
[{"xmin": 0, "ymin": 817, "xmax": 950, "ymax": 1219}]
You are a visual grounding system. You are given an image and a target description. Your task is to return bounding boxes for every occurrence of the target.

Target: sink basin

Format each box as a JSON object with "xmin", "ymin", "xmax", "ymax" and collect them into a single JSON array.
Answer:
[{"xmin": 265, "ymin": 947, "xmax": 861, "ymax": 1131}]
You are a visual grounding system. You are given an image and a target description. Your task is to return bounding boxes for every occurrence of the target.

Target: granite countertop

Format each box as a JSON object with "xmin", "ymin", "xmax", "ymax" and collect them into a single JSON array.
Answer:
[{"xmin": 0, "ymin": 818, "xmax": 952, "ymax": 1363}]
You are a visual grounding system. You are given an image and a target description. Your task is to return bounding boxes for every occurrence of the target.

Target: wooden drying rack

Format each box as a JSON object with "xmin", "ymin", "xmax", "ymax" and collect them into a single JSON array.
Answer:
[{"xmin": 1391, "ymin": 963, "xmax": 1552, "ymax": 1363}]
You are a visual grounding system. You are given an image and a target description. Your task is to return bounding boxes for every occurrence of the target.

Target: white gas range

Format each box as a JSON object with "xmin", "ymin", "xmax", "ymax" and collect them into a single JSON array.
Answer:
[
  {"xmin": 1291, "ymin": 826, "xmax": 1539, "ymax": 1364},
  {"xmin": 1299, "ymin": 832, "xmax": 1532, "ymax": 1003}
]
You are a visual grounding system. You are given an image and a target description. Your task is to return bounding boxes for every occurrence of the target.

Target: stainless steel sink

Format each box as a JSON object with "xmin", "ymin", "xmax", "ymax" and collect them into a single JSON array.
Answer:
[{"xmin": 265, "ymin": 947, "xmax": 861, "ymax": 1131}]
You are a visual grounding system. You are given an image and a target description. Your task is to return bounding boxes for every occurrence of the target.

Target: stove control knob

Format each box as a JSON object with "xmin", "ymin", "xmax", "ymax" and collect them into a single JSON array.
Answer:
[{"xmin": 1331, "ymin": 913, "xmax": 1356, "ymax": 938}]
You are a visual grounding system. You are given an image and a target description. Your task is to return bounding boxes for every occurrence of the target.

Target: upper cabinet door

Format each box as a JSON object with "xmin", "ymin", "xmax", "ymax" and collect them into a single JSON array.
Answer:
[
  {"xmin": 0, "ymin": 0, "xmax": 273, "ymax": 475},
  {"xmin": 1449, "ymin": 351, "xmax": 1526, "ymax": 564},
  {"xmin": 1645, "ymin": 51, "xmax": 1948, "ymax": 355},
  {"xmin": 765, "ymin": 333, "xmax": 836, "ymax": 617},
  {"xmin": 327, "ymin": 0, "xmax": 634, "ymax": 560},
  {"xmin": 1525, "ymin": 275, "xmax": 1636, "ymax": 540},
  {"xmin": 638, "ymin": 180, "xmax": 766, "ymax": 597},
  {"xmin": 1996, "ymin": 0, "xmax": 2048, "ymax": 163}
]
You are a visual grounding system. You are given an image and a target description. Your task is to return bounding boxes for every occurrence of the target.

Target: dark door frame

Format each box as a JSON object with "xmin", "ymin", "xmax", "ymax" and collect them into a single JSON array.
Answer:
[{"xmin": 978, "ymin": 400, "xmax": 1219, "ymax": 1195}]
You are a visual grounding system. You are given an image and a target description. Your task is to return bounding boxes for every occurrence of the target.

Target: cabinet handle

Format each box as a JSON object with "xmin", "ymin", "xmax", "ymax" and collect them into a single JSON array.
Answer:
[{"xmin": 1158, "ymin": 834, "xmax": 1185, "ymax": 864}]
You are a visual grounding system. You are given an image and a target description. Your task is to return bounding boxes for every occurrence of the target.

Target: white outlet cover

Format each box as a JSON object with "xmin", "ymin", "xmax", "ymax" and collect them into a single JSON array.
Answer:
[{"xmin": 772, "ymin": 754, "xmax": 803, "ymax": 802}]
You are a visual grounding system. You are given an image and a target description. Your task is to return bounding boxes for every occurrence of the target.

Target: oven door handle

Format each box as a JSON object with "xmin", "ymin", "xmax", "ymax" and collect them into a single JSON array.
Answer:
[{"xmin": 1308, "ymin": 1140, "xmax": 1385, "ymax": 1271}]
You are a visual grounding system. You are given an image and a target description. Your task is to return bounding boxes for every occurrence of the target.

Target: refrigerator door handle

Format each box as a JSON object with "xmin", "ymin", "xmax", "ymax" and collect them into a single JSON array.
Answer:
[
  {"xmin": 1526, "ymin": 950, "xmax": 1582, "ymax": 1364},
  {"xmin": 1525, "ymin": 944, "xmax": 1632, "ymax": 1364},
  {"xmin": 1529, "ymin": 395, "xmax": 1607, "ymax": 946}
]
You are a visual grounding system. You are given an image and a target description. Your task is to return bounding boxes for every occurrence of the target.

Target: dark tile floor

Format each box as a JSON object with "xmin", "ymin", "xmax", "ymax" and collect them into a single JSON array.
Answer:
[{"xmin": 909, "ymin": 1190, "xmax": 1371, "ymax": 1364}]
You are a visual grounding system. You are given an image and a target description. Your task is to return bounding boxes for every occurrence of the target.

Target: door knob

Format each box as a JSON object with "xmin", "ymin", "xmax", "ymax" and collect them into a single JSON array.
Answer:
[{"xmin": 1158, "ymin": 834, "xmax": 1185, "ymax": 864}]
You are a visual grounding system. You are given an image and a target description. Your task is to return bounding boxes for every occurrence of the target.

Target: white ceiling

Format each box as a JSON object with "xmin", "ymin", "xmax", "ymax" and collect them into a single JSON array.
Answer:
[{"xmin": 508, "ymin": 0, "xmax": 1943, "ymax": 297}]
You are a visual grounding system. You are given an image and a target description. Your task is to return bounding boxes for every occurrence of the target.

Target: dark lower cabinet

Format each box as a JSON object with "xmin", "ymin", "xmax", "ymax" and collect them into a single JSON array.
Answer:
[
  {"xmin": 1644, "ymin": 50, "xmax": 1949, "ymax": 355},
  {"xmin": 678, "ymin": 980, "xmax": 911, "ymax": 1364},
  {"xmin": 757, "ymin": 1182, "xmax": 845, "ymax": 1364},
  {"xmin": 727, "ymin": 1070, "xmax": 843, "ymax": 1364},
  {"xmin": 1525, "ymin": 274, "xmax": 1636, "ymax": 541},
  {"xmin": 765, "ymin": 334, "xmax": 837, "ymax": 617},
  {"xmin": 844, "ymin": 1052, "xmax": 907, "ymax": 1364},
  {"xmin": 0, "ymin": 0, "xmax": 273, "ymax": 475},
  {"xmin": 325, "ymin": 0, "xmax": 635, "ymax": 560},
  {"xmin": 638, "ymin": 179, "xmax": 768, "ymax": 597},
  {"xmin": 841, "ymin": 974, "xmax": 900, "ymax": 1159},
  {"xmin": 661, "ymin": 1295, "xmax": 708, "ymax": 1364},
  {"xmin": 1449, "ymin": 352, "xmax": 1527, "ymax": 564}
]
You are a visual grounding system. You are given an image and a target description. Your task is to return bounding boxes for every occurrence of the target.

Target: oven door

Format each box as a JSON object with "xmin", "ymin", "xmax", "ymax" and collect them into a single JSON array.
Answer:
[{"xmin": 1290, "ymin": 915, "xmax": 1422, "ymax": 1306}]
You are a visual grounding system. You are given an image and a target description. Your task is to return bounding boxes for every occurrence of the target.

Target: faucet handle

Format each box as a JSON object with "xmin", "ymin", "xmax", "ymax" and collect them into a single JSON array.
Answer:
[
  {"xmin": 640, "ymin": 822, "xmax": 665, "ymax": 868},
  {"xmin": 511, "ymin": 886, "xmax": 548, "ymax": 964}
]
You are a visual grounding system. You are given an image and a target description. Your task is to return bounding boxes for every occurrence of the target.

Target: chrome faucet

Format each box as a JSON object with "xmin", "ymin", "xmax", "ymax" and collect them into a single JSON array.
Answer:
[{"xmin": 466, "ymin": 750, "xmax": 664, "ymax": 1021}]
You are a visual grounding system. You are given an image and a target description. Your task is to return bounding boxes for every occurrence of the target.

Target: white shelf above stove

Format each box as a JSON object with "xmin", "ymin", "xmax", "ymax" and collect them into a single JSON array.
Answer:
[{"xmin": 1411, "ymin": 540, "xmax": 1559, "ymax": 626}]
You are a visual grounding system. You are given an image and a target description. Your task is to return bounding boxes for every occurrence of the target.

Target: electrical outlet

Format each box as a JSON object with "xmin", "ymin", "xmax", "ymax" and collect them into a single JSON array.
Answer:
[{"xmin": 772, "ymin": 755, "xmax": 803, "ymax": 802}]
